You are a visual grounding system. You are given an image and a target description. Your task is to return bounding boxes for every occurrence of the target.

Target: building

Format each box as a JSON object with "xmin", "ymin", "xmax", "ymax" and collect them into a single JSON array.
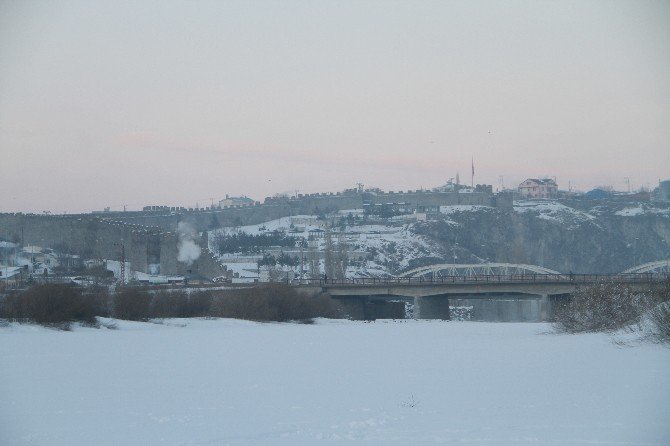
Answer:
[
  {"xmin": 0, "ymin": 265, "xmax": 27, "ymax": 288},
  {"xmin": 219, "ymin": 195, "xmax": 255, "ymax": 208},
  {"xmin": 651, "ymin": 180, "xmax": 670, "ymax": 203},
  {"xmin": 518, "ymin": 178, "xmax": 558, "ymax": 199},
  {"xmin": 0, "ymin": 241, "xmax": 18, "ymax": 265}
]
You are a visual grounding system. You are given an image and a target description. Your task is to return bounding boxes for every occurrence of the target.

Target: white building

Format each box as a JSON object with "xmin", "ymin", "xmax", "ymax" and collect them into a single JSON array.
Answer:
[
  {"xmin": 218, "ymin": 195, "xmax": 255, "ymax": 208},
  {"xmin": 518, "ymin": 178, "xmax": 558, "ymax": 199}
]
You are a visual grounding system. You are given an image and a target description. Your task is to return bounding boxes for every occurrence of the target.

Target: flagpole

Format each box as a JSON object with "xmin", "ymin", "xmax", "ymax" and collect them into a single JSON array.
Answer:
[{"xmin": 471, "ymin": 157, "xmax": 474, "ymax": 188}]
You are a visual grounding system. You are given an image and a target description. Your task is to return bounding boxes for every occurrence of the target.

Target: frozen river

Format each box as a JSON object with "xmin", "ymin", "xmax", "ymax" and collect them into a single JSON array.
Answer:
[{"xmin": 1, "ymin": 318, "xmax": 669, "ymax": 445}]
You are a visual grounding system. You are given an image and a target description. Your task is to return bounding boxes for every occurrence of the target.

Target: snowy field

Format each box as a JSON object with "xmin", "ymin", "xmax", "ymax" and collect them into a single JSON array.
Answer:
[{"xmin": 1, "ymin": 319, "xmax": 669, "ymax": 445}]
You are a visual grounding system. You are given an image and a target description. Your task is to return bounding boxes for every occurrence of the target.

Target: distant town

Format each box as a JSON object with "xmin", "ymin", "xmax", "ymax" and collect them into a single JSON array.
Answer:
[{"xmin": 1, "ymin": 176, "xmax": 669, "ymax": 289}]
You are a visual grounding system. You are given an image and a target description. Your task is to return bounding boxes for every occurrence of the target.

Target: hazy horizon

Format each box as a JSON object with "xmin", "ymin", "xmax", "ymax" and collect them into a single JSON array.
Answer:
[{"xmin": 1, "ymin": 0, "xmax": 669, "ymax": 213}]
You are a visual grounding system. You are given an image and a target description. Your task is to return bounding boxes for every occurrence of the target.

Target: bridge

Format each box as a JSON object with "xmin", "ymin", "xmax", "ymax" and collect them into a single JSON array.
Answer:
[{"xmin": 297, "ymin": 261, "xmax": 668, "ymax": 321}]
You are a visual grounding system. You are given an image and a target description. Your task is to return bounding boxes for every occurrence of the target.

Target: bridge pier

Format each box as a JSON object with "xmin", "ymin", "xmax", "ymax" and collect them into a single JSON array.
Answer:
[
  {"xmin": 415, "ymin": 295, "xmax": 450, "ymax": 320},
  {"xmin": 539, "ymin": 295, "xmax": 550, "ymax": 321}
]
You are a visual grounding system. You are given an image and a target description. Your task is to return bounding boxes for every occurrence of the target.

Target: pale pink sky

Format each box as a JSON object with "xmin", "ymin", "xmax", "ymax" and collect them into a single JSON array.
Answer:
[{"xmin": 1, "ymin": 0, "xmax": 669, "ymax": 213}]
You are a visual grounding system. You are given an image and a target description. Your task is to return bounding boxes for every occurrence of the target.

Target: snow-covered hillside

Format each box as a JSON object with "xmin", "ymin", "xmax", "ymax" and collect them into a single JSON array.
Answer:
[
  {"xmin": 208, "ymin": 213, "xmax": 441, "ymax": 277},
  {"xmin": 1, "ymin": 319, "xmax": 668, "ymax": 445},
  {"xmin": 206, "ymin": 200, "xmax": 670, "ymax": 277},
  {"xmin": 513, "ymin": 200, "xmax": 597, "ymax": 228}
]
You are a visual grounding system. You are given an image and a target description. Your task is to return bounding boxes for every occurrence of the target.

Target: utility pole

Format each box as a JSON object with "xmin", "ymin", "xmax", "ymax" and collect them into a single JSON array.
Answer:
[
  {"xmin": 624, "ymin": 177, "xmax": 631, "ymax": 193},
  {"xmin": 120, "ymin": 244, "xmax": 125, "ymax": 287},
  {"xmin": 298, "ymin": 239, "xmax": 306, "ymax": 283},
  {"xmin": 114, "ymin": 242, "xmax": 125, "ymax": 287}
]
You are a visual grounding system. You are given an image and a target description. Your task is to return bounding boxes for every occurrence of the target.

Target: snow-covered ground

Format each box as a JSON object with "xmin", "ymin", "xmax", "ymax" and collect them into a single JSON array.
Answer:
[
  {"xmin": 1, "ymin": 319, "xmax": 668, "ymax": 445},
  {"xmin": 615, "ymin": 205, "xmax": 670, "ymax": 217},
  {"xmin": 209, "ymin": 215, "xmax": 441, "ymax": 277},
  {"xmin": 514, "ymin": 200, "xmax": 596, "ymax": 227}
]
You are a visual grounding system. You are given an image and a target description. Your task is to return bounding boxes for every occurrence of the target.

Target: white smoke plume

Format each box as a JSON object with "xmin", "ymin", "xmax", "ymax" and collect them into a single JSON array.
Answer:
[{"xmin": 177, "ymin": 221, "xmax": 201, "ymax": 266}]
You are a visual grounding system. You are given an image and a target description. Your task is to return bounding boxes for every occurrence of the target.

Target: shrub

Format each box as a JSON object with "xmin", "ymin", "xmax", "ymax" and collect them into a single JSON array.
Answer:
[
  {"xmin": 0, "ymin": 283, "xmax": 342, "ymax": 326},
  {"xmin": 554, "ymin": 281, "xmax": 651, "ymax": 333},
  {"xmin": 648, "ymin": 301, "xmax": 670, "ymax": 343},
  {"xmin": 648, "ymin": 277, "xmax": 670, "ymax": 343},
  {"xmin": 151, "ymin": 290, "xmax": 190, "ymax": 318},
  {"xmin": 112, "ymin": 288, "xmax": 152, "ymax": 321},
  {"xmin": 151, "ymin": 290, "xmax": 212, "ymax": 318},
  {"xmin": 0, "ymin": 284, "xmax": 101, "ymax": 328},
  {"xmin": 188, "ymin": 291, "xmax": 213, "ymax": 317},
  {"xmin": 210, "ymin": 284, "xmax": 342, "ymax": 322}
]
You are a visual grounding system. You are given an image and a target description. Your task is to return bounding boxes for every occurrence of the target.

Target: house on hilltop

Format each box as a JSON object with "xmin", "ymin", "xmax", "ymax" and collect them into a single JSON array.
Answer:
[
  {"xmin": 518, "ymin": 178, "xmax": 558, "ymax": 199},
  {"xmin": 219, "ymin": 195, "xmax": 255, "ymax": 208}
]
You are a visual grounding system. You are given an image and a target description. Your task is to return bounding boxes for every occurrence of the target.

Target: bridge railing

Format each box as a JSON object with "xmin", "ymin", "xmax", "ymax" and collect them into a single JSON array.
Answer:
[{"xmin": 292, "ymin": 272, "xmax": 661, "ymax": 286}]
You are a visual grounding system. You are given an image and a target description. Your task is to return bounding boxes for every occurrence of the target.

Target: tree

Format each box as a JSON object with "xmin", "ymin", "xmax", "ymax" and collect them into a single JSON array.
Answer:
[
  {"xmin": 554, "ymin": 282, "xmax": 650, "ymax": 332},
  {"xmin": 324, "ymin": 231, "xmax": 335, "ymax": 279},
  {"xmin": 334, "ymin": 235, "xmax": 348, "ymax": 280}
]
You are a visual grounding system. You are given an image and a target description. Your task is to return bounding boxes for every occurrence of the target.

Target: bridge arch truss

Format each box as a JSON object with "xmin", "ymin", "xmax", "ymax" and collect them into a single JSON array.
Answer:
[
  {"xmin": 400, "ymin": 263, "xmax": 563, "ymax": 279},
  {"xmin": 622, "ymin": 260, "xmax": 670, "ymax": 275}
]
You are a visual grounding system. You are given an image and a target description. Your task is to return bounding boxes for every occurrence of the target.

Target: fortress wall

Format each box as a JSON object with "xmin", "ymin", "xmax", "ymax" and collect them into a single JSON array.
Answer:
[
  {"xmin": 0, "ymin": 214, "xmax": 164, "ymax": 274},
  {"xmin": 0, "ymin": 188, "xmax": 503, "ymax": 279},
  {"xmin": 159, "ymin": 233, "xmax": 179, "ymax": 276},
  {"xmin": 0, "ymin": 213, "xmax": 234, "ymax": 278},
  {"xmin": 364, "ymin": 191, "xmax": 494, "ymax": 207},
  {"xmin": 98, "ymin": 204, "xmax": 295, "ymax": 232},
  {"xmin": 284, "ymin": 194, "xmax": 363, "ymax": 214},
  {"xmin": 0, "ymin": 214, "xmax": 88, "ymax": 252},
  {"xmin": 90, "ymin": 190, "xmax": 502, "ymax": 233}
]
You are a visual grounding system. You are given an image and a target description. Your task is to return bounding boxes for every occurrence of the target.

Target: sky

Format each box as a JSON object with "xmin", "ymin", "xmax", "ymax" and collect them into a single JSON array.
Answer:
[{"xmin": 1, "ymin": 0, "xmax": 669, "ymax": 213}]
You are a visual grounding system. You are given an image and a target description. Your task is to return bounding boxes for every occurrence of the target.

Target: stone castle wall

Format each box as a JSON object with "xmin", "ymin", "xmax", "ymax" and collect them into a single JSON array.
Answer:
[
  {"xmin": 0, "ymin": 188, "xmax": 509, "ymax": 279},
  {"xmin": 0, "ymin": 213, "xmax": 227, "ymax": 279},
  {"xmin": 363, "ymin": 190, "xmax": 493, "ymax": 207},
  {"xmin": 97, "ymin": 190, "xmax": 509, "ymax": 231}
]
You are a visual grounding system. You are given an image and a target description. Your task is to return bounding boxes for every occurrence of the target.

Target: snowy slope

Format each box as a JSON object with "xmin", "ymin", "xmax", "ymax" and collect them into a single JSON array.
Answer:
[
  {"xmin": 514, "ymin": 200, "xmax": 596, "ymax": 227},
  {"xmin": 206, "ymin": 200, "xmax": 670, "ymax": 277},
  {"xmin": 1, "ymin": 319, "xmax": 669, "ymax": 445},
  {"xmin": 615, "ymin": 205, "xmax": 670, "ymax": 217},
  {"xmin": 209, "ymin": 217, "xmax": 441, "ymax": 277}
]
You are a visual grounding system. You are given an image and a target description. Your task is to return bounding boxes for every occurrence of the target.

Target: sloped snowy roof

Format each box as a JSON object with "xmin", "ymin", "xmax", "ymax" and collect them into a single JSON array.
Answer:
[{"xmin": 0, "ymin": 266, "xmax": 23, "ymax": 279}]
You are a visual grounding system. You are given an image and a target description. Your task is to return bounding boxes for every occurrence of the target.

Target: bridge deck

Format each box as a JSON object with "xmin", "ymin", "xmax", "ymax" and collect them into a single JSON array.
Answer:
[{"xmin": 294, "ymin": 273, "xmax": 663, "ymax": 287}]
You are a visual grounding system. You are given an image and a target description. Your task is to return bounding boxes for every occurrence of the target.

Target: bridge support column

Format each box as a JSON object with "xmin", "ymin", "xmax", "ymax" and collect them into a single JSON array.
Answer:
[
  {"xmin": 539, "ymin": 294, "xmax": 550, "ymax": 322},
  {"xmin": 415, "ymin": 296, "xmax": 450, "ymax": 320}
]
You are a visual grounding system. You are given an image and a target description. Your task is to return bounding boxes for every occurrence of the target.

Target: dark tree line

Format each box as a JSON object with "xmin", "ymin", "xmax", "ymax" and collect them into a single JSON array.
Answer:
[
  {"xmin": 0, "ymin": 283, "xmax": 342, "ymax": 327},
  {"xmin": 257, "ymin": 252, "xmax": 301, "ymax": 268},
  {"xmin": 214, "ymin": 231, "xmax": 301, "ymax": 254}
]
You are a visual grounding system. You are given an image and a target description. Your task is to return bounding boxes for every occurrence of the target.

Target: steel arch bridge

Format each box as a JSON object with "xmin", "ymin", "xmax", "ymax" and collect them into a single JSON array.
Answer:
[
  {"xmin": 399, "ymin": 263, "xmax": 563, "ymax": 278},
  {"xmin": 621, "ymin": 259, "xmax": 670, "ymax": 275}
]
